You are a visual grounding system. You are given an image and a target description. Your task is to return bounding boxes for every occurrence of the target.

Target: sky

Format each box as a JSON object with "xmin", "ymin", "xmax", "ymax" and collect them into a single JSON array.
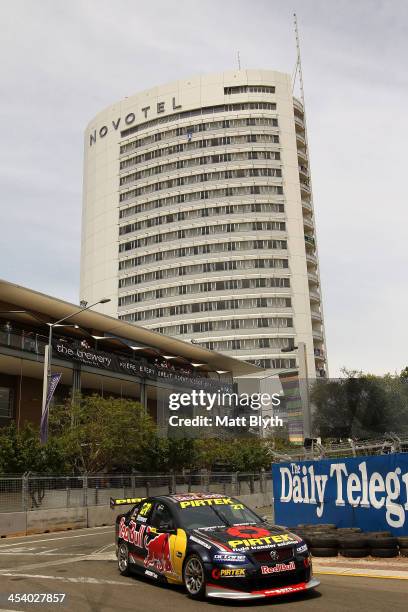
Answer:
[{"xmin": 0, "ymin": 0, "xmax": 407, "ymax": 377}]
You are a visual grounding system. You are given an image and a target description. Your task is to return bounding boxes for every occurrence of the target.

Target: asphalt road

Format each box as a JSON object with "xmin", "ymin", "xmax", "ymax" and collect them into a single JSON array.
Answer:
[{"xmin": 0, "ymin": 527, "xmax": 406, "ymax": 612}]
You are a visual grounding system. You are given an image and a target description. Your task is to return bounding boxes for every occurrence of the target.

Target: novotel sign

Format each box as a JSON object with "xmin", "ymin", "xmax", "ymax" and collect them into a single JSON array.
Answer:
[{"xmin": 89, "ymin": 96, "xmax": 182, "ymax": 147}]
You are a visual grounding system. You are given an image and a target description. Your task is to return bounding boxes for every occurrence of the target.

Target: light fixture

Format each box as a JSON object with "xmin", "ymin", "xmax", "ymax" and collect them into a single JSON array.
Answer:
[
  {"xmin": 216, "ymin": 370, "xmax": 229, "ymax": 374},
  {"xmin": 51, "ymin": 323, "xmax": 79, "ymax": 329},
  {"xmin": 91, "ymin": 335, "xmax": 116, "ymax": 340},
  {"xmin": 130, "ymin": 346, "xmax": 145, "ymax": 351},
  {"xmin": 163, "ymin": 355, "xmax": 177, "ymax": 360},
  {"xmin": 191, "ymin": 362, "xmax": 205, "ymax": 368}
]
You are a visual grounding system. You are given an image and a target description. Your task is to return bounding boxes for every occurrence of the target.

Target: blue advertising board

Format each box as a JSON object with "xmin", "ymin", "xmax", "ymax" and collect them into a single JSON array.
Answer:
[{"xmin": 272, "ymin": 453, "xmax": 408, "ymax": 535}]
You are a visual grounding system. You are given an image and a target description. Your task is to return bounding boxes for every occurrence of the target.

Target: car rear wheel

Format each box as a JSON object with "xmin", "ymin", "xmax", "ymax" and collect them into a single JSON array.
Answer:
[
  {"xmin": 118, "ymin": 541, "xmax": 130, "ymax": 576},
  {"xmin": 183, "ymin": 555, "xmax": 206, "ymax": 599}
]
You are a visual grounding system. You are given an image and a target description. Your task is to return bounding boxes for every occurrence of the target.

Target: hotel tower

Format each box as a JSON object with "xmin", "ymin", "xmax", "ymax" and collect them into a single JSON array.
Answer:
[{"xmin": 80, "ymin": 70, "xmax": 327, "ymax": 379}]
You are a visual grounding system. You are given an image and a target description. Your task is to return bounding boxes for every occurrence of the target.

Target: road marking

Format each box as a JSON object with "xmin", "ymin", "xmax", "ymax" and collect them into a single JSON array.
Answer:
[
  {"xmin": 92, "ymin": 542, "xmax": 115, "ymax": 555},
  {"xmin": 38, "ymin": 548, "xmax": 59, "ymax": 555},
  {"xmin": 0, "ymin": 552, "xmax": 87, "ymax": 556},
  {"xmin": 316, "ymin": 569, "xmax": 408, "ymax": 580},
  {"xmin": 0, "ymin": 530, "xmax": 112, "ymax": 549},
  {"xmin": 0, "ymin": 551, "xmax": 116, "ymax": 568},
  {"xmin": 0, "ymin": 608, "xmax": 25, "ymax": 612},
  {"xmin": 0, "ymin": 573, "xmax": 133, "ymax": 586},
  {"xmin": 86, "ymin": 553, "xmax": 116, "ymax": 561},
  {"xmin": 0, "ymin": 555, "xmax": 90, "ymax": 573}
]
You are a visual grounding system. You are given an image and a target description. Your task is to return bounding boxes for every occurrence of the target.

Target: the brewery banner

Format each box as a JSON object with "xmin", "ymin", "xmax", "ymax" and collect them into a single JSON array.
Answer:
[
  {"xmin": 272, "ymin": 454, "xmax": 408, "ymax": 535},
  {"xmin": 51, "ymin": 339, "xmax": 230, "ymax": 392}
]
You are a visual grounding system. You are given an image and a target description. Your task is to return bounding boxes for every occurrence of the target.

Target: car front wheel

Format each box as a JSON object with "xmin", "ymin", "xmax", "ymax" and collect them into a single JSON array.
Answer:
[
  {"xmin": 117, "ymin": 541, "xmax": 130, "ymax": 576},
  {"xmin": 183, "ymin": 555, "xmax": 206, "ymax": 599}
]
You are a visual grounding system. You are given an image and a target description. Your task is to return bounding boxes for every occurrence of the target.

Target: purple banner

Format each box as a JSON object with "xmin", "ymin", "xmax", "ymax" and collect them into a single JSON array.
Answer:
[{"xmin": 40, "ymin": 372, "xmax": 61, "ymax": 444}]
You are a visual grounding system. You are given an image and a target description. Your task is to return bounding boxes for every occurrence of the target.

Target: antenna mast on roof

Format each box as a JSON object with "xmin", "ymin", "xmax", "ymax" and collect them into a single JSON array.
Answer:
[
  {"xmin": 292, "ymin": 13, "xmax": 305, "ymax": 107},
  {"xmin": 292, "ymin": 13, "xmax": 330, "ymax": 377},
  {"xmin": 237, "ymin": 50, "xmax": 241, "ymax": 70}
]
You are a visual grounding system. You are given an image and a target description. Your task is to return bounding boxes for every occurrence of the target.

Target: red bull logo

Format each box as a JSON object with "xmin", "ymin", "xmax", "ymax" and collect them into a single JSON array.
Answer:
[
  {"xmin": 118, "ymin": 518, "xmax": 146, "ymax": 548},
  {"xmin": 144, "ymin": 531, "xmax": 173, "ymax": 573}
]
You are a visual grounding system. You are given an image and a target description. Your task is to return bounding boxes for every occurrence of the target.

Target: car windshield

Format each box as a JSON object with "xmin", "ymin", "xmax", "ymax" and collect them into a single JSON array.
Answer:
[{"xmin": 178, "ymin": 501, "xmax": 264, "ymax": 529}]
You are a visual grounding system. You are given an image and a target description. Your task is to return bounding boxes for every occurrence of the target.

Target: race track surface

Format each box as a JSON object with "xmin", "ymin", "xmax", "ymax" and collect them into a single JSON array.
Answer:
[{"xmin": 0, "ymin": 527, "xmax": 406, "ymax": 611}]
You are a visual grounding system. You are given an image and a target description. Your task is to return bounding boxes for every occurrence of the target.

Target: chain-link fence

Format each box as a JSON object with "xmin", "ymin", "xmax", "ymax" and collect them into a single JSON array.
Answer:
[
  {"xmin": 269, "ymin": 434, "xmax": 408, "ymax": 463},
  {"xmin": 0, "ymin": 471, "xmax": 272, "ymax": 513}
]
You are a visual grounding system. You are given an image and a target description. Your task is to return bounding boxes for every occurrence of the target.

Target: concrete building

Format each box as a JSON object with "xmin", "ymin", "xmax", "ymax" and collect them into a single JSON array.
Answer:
[{"xmin": 80, "ymin": 69, "xmax": 327, "ymax": 381}]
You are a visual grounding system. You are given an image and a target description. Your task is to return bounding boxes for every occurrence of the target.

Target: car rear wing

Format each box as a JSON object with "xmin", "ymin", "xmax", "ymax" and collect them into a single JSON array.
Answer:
[{"xmin": 110, "ymin": 497, "xmax": 145, "ymax": 508}]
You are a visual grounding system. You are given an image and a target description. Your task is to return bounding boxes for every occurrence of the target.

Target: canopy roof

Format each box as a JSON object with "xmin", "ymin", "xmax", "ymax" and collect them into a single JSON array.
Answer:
[{"xmin": 0, "ymin": 278, "xmax": 261, "ymax": 377}]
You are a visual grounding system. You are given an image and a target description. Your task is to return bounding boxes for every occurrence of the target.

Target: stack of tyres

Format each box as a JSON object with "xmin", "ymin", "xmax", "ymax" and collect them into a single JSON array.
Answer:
[
  {"xmin": 308, "ymin": 534, "xmax": 339, "ymax": 557},
  {"xmin": 290, "ymin": 525, "xmax": 339, "ymax": 557},
  {"xmin": 287, "ymin": 525, "xmax": 407, "ymax": 558},
  {"xmin": 398, "ymin": 538, "xmax": 408, "ymax": 557},
  {"xmin": 366, "ymin": 535, "xmax": 399, "ymax": 558},
  {"xmin": 338, "ymin": 536, "xmax": 369, "ymax": 558}
]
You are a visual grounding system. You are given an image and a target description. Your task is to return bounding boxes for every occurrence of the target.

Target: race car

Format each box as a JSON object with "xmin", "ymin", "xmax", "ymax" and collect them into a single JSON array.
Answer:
[{"xmin": 111, "ymin": 492, "xmax": 319, "ymax": 600}]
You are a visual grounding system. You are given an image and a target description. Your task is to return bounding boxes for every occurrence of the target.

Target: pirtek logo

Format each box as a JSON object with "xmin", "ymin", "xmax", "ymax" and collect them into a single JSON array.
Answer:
[
  {"xmin": 89, "ymin": 97, "xmax": 182, "ymax": 146},
  {"xmin": 228, "ymin": 533, "xmax": 295, "ymax": 548},
  {"xmin": 211, "ymin": 568, "xmax": 246, "ymax": 579}
]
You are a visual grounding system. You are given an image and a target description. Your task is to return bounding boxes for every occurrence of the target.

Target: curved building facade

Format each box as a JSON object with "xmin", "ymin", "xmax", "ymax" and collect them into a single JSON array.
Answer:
[{"xmin": 80, "ymin": 70, "xmax": 327, "ymax": 378}]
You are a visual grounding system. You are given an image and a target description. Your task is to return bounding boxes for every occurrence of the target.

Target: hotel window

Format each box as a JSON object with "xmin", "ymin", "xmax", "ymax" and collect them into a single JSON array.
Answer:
[
  {"xmin": 0, "ymin": 387, "xmax": 13, "ymax": 418},
  {"xmin": 224, "ymin": 85, "xmax": 276, "ymax": 95}
]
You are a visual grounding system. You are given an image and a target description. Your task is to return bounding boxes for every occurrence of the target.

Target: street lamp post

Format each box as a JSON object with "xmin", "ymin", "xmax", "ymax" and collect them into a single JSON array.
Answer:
[{"xmin": 40, "ymin": 298, "xmax": 111, "ymax": 441}]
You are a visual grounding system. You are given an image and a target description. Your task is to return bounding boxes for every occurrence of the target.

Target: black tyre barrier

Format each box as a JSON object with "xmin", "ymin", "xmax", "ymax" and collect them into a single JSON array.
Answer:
[
  {"xmin": 370, "ymin": 548, "xmax": 399, "ymax": 558},
  {"xmin": 365, "ymin": 531, "xmax": 391, "ymax": 538},
  {"xmin": 320, "ymin": 524, "xmax": 337, "ymax": 529},
  {"xmin": 299, "ymin": 524, "xmax": 336, "ymax": 530},
  {"xmin": 397, "ymin": 537, "xmax": 408, "ymax": 547},
  {"xmin": 337, "ymin": 527, "xmax": 362, "ymax": 534},
  {"xmin": 340, "ymin": 548, "xmax": 370, "ymax": 558},
  {"xmin": 399, "ymin": 547, "xmax": 408, "ymax": 557},
  {"xmin": 366, "ymin": 537, "xmax": 398, "ymax": 549},
  {"xmin": 309, "ymin": 537, "xmax": 339, "ymax": 548},
  {"xmin": 339, "ymin": 537, "xmax": 367, "ymax": 549},
  {"xmin": 310, "ymin": 547, "xmax": 338, "ymax": 557}
]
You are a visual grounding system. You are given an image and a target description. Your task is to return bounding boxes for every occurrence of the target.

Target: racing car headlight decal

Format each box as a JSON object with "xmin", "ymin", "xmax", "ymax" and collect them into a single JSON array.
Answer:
[
  {"xmin": 296, "ymin": 543, "xmax": 308, "ymax": 554},
  {"xmin": 213, "ymin": 553, "xmax": 249, "ymax": 564}
]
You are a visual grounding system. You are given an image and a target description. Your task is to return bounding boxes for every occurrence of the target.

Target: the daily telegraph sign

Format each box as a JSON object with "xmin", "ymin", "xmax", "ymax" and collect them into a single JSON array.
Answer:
[{"xmin": 272, "ymin": 454, "xmax": 408, "ymax": 535}]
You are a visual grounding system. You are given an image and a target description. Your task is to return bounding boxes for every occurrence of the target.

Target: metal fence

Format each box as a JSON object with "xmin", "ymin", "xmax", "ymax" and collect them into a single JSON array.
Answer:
[
  {"xmin": 0, "ymin": 471, "xmax": 272, "ymax": 513},
  {"xmin": 269, "ymin": 433, "xmax": 408, "ymax": 463}
]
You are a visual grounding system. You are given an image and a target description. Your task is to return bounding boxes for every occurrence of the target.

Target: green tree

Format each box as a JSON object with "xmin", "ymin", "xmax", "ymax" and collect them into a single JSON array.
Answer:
[
  {"xmin": 311, "ymin": 373, "xmax": 408, "ymax": 439},
  {"xmin": 49, "ymin": 395, "xmax": 155, "ymax": 473},
  {"xmin": 228, "ymin": 439, "xmax": 270, "ymax": 472},
  {"xmin": 0, "ymin": 423, "xmax": 67, "ymax": 474},
  {"xmin": 399, "ymin": 366, "xmax": 408, "ymax": 381},
  {"xmin": 195, "ymin": 438, "xmax": 228, "ymax": 470}
]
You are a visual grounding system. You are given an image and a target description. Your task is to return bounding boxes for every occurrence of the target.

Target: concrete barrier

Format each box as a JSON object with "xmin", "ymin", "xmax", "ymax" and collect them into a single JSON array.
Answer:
[
  {"xmin": 0, "ymin": 512, "xmax": 26, "ymax": 537},
  {"xmin": 237, "ymin": 492, "xmax": 272, "ymax": 509},
  {"xmin": 26, "ymin": 507, "xmax": 87, "ymax": 535},
  {"xmin": 0, "ymin": 491, "xmax": 273, "ymax": 537},
  {"xmin": 87, "ymin": 505, "xmax": 123, "ymax": 528}
]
